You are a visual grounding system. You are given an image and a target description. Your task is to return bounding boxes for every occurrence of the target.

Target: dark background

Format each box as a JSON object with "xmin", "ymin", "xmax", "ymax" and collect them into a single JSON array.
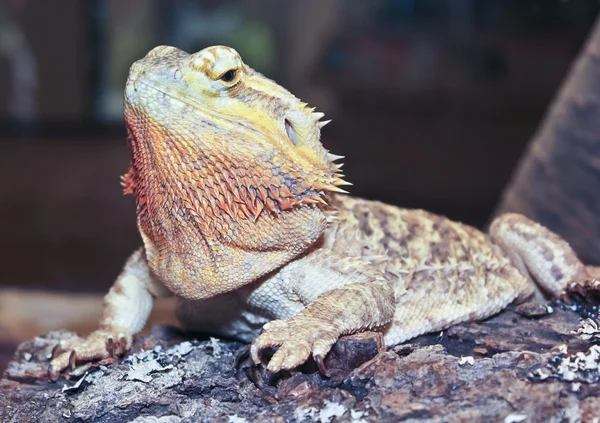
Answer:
[{"xmin": 1, "ymin": 0, "xmax": 599, "ymax": 295}]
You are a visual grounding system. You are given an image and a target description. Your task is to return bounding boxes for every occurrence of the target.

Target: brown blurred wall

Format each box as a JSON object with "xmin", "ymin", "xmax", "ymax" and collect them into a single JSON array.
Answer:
[
  {"xmin": 0, "ymin": 1, "xmax": 595, "ymax": 295},
  {"xmin": 0, "ymin": 1, "xmax": 87, "ymax": 121}
]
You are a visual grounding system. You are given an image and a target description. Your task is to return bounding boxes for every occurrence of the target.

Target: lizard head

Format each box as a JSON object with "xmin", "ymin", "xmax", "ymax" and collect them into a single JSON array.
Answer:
[
  {"xmin": 122, "ymin": 45, "xmax": 347, "ymax": 297},
  {"xmin": 123, "ymin": 45, "xmax": 347, "ymax": 218}
]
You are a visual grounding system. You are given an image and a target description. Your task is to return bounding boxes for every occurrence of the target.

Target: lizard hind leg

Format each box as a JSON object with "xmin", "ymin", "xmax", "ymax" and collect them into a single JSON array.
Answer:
[{"xmin": 489, "ymin": 213, "xmax": 600, "ymax": 308}]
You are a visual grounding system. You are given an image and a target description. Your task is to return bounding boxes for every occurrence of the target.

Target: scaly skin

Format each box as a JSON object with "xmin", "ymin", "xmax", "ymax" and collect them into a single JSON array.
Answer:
[{"xmin": 49, "ymin": 45, "xmax": 600, "ymax": 378}]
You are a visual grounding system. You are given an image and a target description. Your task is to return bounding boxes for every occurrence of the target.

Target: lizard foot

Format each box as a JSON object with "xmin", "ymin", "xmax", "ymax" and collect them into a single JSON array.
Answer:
[
  {"xmin": 560, "ymin": 279, "xmax": 600, "ymax": 318},
  {"xmin": 250, "ymin": 318, "xmax": 340, "ymax": 373},
  {"xmin": 48, "ymin": 329, "xmax": 132, "ymax": 380}
]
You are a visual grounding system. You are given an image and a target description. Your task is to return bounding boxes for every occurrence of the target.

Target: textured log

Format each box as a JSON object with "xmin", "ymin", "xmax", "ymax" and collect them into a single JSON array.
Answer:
[
  {"xmin": 495, "ymin": 16, "xmax": 600, "ymax": 265},
  {"xmin": 2, "ymin": 304, "xmax": 599, "ymax": 422}
]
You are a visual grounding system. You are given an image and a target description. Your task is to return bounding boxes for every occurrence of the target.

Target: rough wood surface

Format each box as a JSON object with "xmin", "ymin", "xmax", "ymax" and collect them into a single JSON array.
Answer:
[
  {"xmin": 495, "ymin": 16, "xmax": 600, "ymax": 265},
  {"xmin": 0, "ymin": 289, "xmax": 178, "ymax": 376},
  {"xmin": 2, "ymin": 303, "xmax": 599, "ymax": 422}
]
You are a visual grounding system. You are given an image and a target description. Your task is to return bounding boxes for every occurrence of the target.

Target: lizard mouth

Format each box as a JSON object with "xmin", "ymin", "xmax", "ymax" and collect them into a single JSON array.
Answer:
[{"xmin": 127, "ymin": 78, "xmax": 270, "ymax": 138}]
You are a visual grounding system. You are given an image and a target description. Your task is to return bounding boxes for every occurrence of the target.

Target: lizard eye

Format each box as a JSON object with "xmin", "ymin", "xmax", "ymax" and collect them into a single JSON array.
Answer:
[
  {"xmin": 220, "ymin": 69, "xmax": 237, "ymax": 83},
  {"xmin": 285, "ymin": 119, "xmax": 299, "ymax": 146}
]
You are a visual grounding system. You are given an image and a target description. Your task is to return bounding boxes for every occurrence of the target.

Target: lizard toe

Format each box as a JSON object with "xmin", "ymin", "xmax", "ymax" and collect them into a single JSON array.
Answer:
[
  {"xmin": 312, "ymin": 337, "xmax": 337, "ymax": 363},
  {"xmin": 268, "ymin": 342, "xmax": 311, "ymax": 372},
  {"xmin": 314, "ymin": 354, "xmax": 330, "ymax": 377},
  {"xmin": 250, "ymin": 336, "xmax": 279, "ymax": 366},
  {"xmin": 250, "ymin": 320, "xmax": 292, "ymax": 365},
  {"xmin": 253, "ymin": 317, "xmax": 341, "ymax": 373},
  {"xmin": 48, "ymin": 329, "xmax": 132, "ymax": 380}
]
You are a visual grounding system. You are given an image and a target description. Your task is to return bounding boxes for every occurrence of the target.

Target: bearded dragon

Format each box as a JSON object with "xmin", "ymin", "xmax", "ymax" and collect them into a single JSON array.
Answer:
[{"xmin": 49, "ymin": 45, "xmax": 599, "ymax": 378}]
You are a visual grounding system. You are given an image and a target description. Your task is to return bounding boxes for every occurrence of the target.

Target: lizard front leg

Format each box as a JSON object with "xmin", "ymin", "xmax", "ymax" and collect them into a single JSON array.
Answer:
[
  {"xmin": 250, "ymin": 252, "xmax": 395, "ymax": 373},
  {"xmin": 49, "ymin": 248, "xmax": 170, "ymax": 378}
]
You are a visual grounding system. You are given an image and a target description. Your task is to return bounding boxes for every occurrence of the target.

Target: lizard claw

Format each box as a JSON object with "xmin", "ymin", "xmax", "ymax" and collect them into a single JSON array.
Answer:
[
  {"xmin": 69, "ymin": 350, "xmax": 77, "ymax": 371},
  {"xmin": 250, "ymin": 318, "xmax": 340, "ymax": 373},
  {"xmin": 314, "ymin": 354, "xmax": 331, "ymax": 378},
  {"xmin": 106, "ymin": 337, "xmax": 115, "ymax": 358},
  {"xmin": 47, "ymin": 364, "xmax": 59, "ymax": 382},
  {"xmin": 51, "ymin": 343, "xmax": 62, "ymax": 360},
  {"xmin": 119, "ymin": 336, "xmax": 128, "ymax": 352},
  {"xmin": 48, "ymin": 329, "xmax": 132, "ymax": 380}
]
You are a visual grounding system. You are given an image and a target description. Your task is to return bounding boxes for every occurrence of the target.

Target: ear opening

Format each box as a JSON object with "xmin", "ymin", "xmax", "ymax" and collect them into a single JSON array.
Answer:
[{"xmin": 285, "ymin": 119, "xmax": 299, "ymax": 146}]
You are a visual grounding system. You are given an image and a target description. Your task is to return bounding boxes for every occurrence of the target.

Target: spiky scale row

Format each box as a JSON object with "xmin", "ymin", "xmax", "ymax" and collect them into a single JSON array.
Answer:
[
  {"xmin": 123, "ymin": 96, "xmax": 352, "ymax": 235},
  {"xmin": 123, "ymin": 119, "xmax": 350, "ymax": 245}
]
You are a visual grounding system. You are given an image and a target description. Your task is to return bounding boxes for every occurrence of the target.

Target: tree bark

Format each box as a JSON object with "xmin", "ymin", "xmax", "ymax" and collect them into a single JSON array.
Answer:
[
  {"xmin": 495, "ymin": 16, "xmax": 600, "ymax": 265},
  {"xmin": 2, "ymin": 305, "xmax": 600, "ymax": 422}
]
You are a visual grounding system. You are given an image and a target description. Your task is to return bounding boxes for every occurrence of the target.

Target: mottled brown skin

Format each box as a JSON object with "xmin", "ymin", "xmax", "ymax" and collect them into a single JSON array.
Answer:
[{"xmin": 49, "ymin": 45, "xmax": 598, "ymax": 377}]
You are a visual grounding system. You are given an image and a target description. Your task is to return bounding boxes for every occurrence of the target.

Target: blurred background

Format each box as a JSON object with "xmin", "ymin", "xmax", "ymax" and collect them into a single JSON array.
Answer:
[{"xmin": 1, "ymin": 0, "xmax": 600, "ymax": 371}]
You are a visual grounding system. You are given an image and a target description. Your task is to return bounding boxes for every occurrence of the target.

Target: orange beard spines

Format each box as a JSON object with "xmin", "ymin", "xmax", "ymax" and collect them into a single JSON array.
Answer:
[
  {"xmin": 124, "ymin": 121, "xmax": 344, "ymax": 242},
  {"xmin": 130, "ymin": 161, "xmax": 337, "ymax": 234},
  {"xmin": 182, "ymin": 162, "xmax": 336, "ymax": 226},
  {"xmin": 121, "ymin": 167, "xmax": 137, "ymax": 195}
]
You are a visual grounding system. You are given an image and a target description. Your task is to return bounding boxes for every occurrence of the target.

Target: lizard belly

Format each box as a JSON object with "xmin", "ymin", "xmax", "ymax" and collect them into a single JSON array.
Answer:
[
  {"xmin": 175, "ymin": 273, "xmax": 306, "ymax": 342},
  {"xmin": 176, "ymin": 292, "xmax": 268, "ymax": 343}
]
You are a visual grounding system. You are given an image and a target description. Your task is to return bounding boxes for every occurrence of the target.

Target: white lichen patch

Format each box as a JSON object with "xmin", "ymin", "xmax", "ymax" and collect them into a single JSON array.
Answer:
[
  {"xmin": 169, "ymin": 341, "xmax": 197, "ymax": 357},
  {"xmin": 318, "ymin": 401, "xmax": 347, "ymax": 422},
  {"xmin": 504, "ymin": 414, "xmax": 527, "ymax": 423},
  {"xmin": 529, "ymin": 368, "xmax": 550, "ymax": 381},
  {"xmin": 571, "ymin": 318, "xmax": 600, "ymax": 341},
  {"xmin": 349, "ymin": 409, "xmax": 369, "ymax": 423},
  {"xmin": 61, "ymin": 367, "xmax": 106, "ymax": 393},
  {"xmin": 295, "ymin": 401, "xmax": 351, "ymax": 423},
  {"xmin": 294, "ymin": 406, "xmax": 317, "ymax": 422},
  {"xmin": 458, "ymin": 356, "xmax": 475, "ymax": 366},
  {"xmin": 125, "ymin": 359, "xmax": 173, "ymax": 383},
  {"xmin": 62, "ymin": 371, "xmax": 90, "ymax": 393},
  {"xmin": 553, "ymin": 345, "xmax": 600, "ymax": 382},
  {"xmin": 124, "ymin": 341, "xmax": 199, "ymax": 383},
  {"xmin": 209, "ymin": 337, "xmax": 223, "ymax": 358},
  {"xmin": 531, "ymin": 344, "xmax": 600, "ymax": 383}
]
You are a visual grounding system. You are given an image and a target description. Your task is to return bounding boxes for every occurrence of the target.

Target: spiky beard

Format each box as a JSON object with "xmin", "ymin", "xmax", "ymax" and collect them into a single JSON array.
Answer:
[{"xmin": 122, "ymin": 110, "xmax": 348, "ymax": 242}]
